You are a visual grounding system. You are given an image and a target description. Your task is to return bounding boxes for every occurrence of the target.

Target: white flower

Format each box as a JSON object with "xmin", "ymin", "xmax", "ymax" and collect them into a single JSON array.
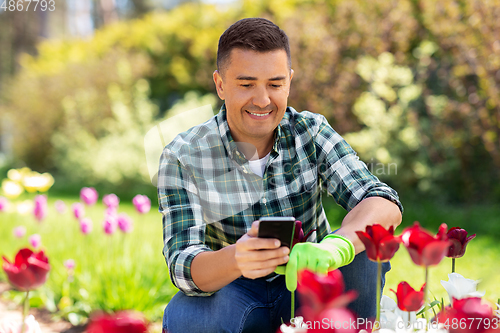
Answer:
[
  {"xmin": 440, "ymin": 273, "xmax": 485, "ymax": 303},
  {"xmin": 280, "ymin": 316, "xmax": 308, "ymax": 333},
  {"xmin": 0, "ymin": 315, "xmax": 42, "ymax": 333}
]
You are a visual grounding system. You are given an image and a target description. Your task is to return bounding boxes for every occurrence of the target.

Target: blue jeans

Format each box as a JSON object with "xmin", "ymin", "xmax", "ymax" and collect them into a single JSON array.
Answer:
[{"xmin": 162, "ymin": 251, "xmax": 390, "ymax": 333}]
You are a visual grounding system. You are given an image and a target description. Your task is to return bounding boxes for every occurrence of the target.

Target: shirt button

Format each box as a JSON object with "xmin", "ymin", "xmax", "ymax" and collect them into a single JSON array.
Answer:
[
  {"xmin": 242, "ymin": 168, "xmax": 248, "ymax": 174},
  {"xmin": 262, "ymin": 198, "xmax": 267, "ymax": 204},
  {"xmin": 235, "ymin": 151, "xmax": 241, "ymax": 156}
]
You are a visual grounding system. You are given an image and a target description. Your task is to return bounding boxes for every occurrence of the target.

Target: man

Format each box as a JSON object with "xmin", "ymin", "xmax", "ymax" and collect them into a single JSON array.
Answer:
[{"xmin": 158, "ymin": 18, "xmax": 402, "ymax": 333}]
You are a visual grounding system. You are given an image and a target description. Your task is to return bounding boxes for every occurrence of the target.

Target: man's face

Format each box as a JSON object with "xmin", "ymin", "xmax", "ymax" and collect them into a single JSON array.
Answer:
[{"xmin": 213, "ymin": 48, "xmax": 293, "ymax": 147}]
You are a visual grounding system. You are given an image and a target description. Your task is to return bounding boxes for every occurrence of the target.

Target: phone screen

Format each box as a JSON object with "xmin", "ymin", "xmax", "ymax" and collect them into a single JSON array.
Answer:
[{"xmin": 257, "ymin": 216, "xmax": 296, "ymax": 250}]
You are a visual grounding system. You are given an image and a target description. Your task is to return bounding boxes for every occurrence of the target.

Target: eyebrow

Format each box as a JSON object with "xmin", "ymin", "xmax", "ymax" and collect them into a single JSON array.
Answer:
[{"xmin": 236, "ymin": 75, "xmax": 287, "ymax": 81}]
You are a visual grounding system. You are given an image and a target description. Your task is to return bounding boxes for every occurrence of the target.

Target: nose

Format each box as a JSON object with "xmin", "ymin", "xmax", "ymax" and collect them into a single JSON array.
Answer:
[{"xmin": 252, "ymin": 85, "xmax": 271, "ymax": 109}]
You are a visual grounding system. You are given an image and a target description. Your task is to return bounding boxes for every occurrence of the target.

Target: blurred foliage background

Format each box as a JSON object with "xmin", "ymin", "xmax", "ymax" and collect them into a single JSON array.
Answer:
[
  {"xmin": 1, "ymin": 0, "xmax": 500, "ymax": 202},
  {"xmin": 1, "ymin": 0, "xmax": 500, "ymax": 325}
]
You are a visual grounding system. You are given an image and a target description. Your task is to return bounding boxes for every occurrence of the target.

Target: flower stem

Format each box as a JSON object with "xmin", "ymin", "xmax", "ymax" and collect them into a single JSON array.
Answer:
[
  {"xmin": 374, "ymin": 260, "xmax": 382, "ymax": 332},
  {"xmin": 451, "ymin": 258, "xmax": 455, "ymax": 273},
  {"xmin": 21, "ymin": 290, "xmax": 30, "ymax": 333},
  {"xmin": 424, "ymin": 267, "xmax": 429, "ymax": 323},
  {"xmin": 291, "ymin": 290, "xmax": 295, "ymax": 324}
]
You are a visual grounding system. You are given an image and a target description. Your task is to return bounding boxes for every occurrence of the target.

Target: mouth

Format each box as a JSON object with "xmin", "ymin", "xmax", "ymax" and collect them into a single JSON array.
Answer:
[{"xmin": 245, "ymin": 110, "xmax": 272, "ymax": 117}]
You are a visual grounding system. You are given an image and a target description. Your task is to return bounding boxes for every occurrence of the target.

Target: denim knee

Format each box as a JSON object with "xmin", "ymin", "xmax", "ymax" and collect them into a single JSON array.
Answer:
[{"xmin": 338, "ymin": 250, "xmax": 391, "ymax": 320}]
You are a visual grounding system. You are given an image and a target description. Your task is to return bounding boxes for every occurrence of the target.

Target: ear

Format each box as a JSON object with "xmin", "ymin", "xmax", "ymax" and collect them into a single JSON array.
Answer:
[
  {"xmin": 213, "ymin": 70, "xmax": 225, "ymax": 100},
  {"xmin": 286, "ymin": 69, "xmax": 294, "ymax": 97}
]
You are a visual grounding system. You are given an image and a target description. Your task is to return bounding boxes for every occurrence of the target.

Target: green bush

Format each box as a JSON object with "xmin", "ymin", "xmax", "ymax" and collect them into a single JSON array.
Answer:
[{"xmin": 1, "ymin": 0, "xmax": 499, "ymax": 202}]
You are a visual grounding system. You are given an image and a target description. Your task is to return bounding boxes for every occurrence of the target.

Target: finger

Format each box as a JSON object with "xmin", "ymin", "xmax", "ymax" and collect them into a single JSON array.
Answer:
[
  {"xmin": 241, "ymin": 267, "xmax": 277, "ymax": 280},
  {"xmin": 274, "ymin": 265, "xmax": 286, "ymax": 275},
  {"xmin": 285, "ymin": 248, "xmax": 299, "ymax": 291},
  {"xmin": 235, "ymin": 246, "xmax": 288, "ymax": 267},
  {"xmin": 316, "ymin": 260, "xmax": 330, "ymax": 275},
  {"xmin": 245, "ymin": 238, "xmax": 281, "ymax": 251},
  {"xmin": 248, "ymin": 220, "xmax": 260, "ymax": 237},
  {"xmin": 239, "ymin": 255, "xmax": 289, "ymax": 274}
]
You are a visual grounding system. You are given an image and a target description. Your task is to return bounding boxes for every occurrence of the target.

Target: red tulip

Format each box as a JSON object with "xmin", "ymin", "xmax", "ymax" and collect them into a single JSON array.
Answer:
[
  {"xmin": 391, "ymin": 281, "xmax": 425, "ymax": 312},
  {"xmin": 291, "ymin": 220, "xmax": 316, "ymax": 248},
  {"xmin": 298, "ymin": 269, "xmax": 357, "ymax": 314},
  {"xmin": 307, "ymin": 307, "xmax": 358, "ymax": 333},
  {"xmin": 297, "ymin": 270, "xmax": 358, "ymax": 333},
  {"xmin": 355, "ymin": 224, "xmax": 401, "ymax": 262},
  {"xmin": 2, "ymin": 248, "xmax": 50, "ymax": 291},
  {"xmin": 437, "ymin": 297, "xmax": 494, "ymax": 333},
  {"xmin": 401, "ymin": 222, "xmax": 451, "ymax": 266},
  {"xmin": 86, "ymin": 311, "xmax": 149, "ymax": 333},
  {"xmin": 446, "ymin": 227, "xmax": 476, "ymax": 258}
]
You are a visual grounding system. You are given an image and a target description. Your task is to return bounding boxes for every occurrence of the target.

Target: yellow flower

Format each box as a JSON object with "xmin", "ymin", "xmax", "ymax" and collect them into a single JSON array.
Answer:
[
  {"xmin": 1, "ymin": 179, "xmax": 24, "ymax": 199},
  {"xmin": 7, "ymin": 167, "xmax": 32, "ymax": 183},
  {"xmin": 23, "ymin": 172, "xmax": 55, "ymax": 193},
  {"xmin": 38, "ymin": 173, "xmax": 55, "ymax": 192}
]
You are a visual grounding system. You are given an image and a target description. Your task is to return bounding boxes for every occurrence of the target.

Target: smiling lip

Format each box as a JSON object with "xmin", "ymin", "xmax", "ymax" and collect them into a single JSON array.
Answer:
[{"xmin": 245, "ymin": 110, "xmax": 273, "ymax": 118}]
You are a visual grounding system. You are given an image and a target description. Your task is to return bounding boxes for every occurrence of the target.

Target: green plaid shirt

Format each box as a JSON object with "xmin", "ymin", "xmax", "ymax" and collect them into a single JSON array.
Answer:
[{"xmin": 158, "ymin": 104, "xmax": 402, "ymax": 296}]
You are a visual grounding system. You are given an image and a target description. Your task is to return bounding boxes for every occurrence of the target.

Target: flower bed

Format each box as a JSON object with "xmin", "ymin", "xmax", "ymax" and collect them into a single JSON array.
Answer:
[{"xmin": 280, "ymin": 223, "xmax": 500, "ymax": 332}]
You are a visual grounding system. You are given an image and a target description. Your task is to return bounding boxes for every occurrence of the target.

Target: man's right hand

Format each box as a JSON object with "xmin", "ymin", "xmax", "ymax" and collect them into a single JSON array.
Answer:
[{"xmin": 234, "ymin": 221, "xmax": 290, "ymax": 279}]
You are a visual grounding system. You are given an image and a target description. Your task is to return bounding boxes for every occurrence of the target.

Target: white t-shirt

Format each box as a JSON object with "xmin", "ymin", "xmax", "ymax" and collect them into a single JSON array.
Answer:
[{"xmin": 248, "ymin": 152, "xmax": 271, "ymax": 177}]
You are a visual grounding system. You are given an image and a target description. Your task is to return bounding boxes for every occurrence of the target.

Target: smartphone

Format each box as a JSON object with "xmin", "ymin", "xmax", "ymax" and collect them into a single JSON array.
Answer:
[{"xmin": 257, "ymin": 216, "xmax": 296, "ymax": 250}]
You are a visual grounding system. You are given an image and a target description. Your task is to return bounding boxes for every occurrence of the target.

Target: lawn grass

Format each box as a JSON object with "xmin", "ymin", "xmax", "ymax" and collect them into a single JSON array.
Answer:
[{"xmin": 0, "ymin": 193, "xmax": 174, "ymax": 323}]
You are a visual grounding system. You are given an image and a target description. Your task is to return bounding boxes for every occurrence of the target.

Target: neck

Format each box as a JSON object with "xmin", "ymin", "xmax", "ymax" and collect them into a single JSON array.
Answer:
[{"xmin": 234, "ymin": 134, "xmax": 274, "ymax": 160}]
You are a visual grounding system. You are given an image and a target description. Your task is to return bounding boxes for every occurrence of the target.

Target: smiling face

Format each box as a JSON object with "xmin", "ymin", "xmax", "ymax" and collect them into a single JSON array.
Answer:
[{"xmin": 213, "ymin": 48, "xmax": 293, "ymax": 156}]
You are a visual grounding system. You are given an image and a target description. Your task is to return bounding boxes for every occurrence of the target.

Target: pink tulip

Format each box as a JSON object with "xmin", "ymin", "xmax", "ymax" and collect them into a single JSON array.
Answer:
[
  {"xmin": 54, "ymin": 200, "xmax": 67, "ymax": 214},
  {"xmin": 33, "ymin": 194, "xmax": 47, "ymax": 222},
  {"xmin": 80, "ymin": 217, "xmax": 93, "ymax": 235},
  {"xmin": 29, "ymin": 234, "xmax": 41, "ymax": 249},
  {"xmin": 0, "ymin": 196, "xmax": 9, "ymax": 212},
  {"xmin": 13, "ymin": 226, "xmax": 26, "ymax": 238},
  {"xmin": 132, "ymin": 194, "xmax": 151, "ymax": 214},
  {"xmin": 103, "ymin": 215, "xmax": 117, "ymax": 235},
  {"xmin": 103, "ymin": 193, "xmax": 120, "ymax": 209},
  {"xmin": 117, "ymin": 213, "xmax": 133, "ymax": 233},
  {"xmin": 72, "ymin": 202, "xmax": 85, "ymax": 219},
  {"xmin": 80, "ymin": 187, "xmax": 98, "ymax": 206},
  {"xmin": 105, "ymin": 206, "xmax": 118, "ymax": 218},
  {"xmin": 64, "ymin": 259, "xmax": 75, "ymax": 270}
]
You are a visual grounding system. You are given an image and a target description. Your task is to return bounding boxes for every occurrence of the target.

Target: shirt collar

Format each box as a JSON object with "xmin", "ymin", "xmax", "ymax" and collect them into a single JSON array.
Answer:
[{"xmin": 216, "ymin": 103, "xmax": 293, "ymax": 162}]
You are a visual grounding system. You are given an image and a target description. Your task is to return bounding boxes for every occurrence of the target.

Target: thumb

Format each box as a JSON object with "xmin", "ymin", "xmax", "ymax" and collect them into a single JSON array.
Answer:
[{"xmin": 247, "ymin": 220, "xmax": 259, "ymax": 237}]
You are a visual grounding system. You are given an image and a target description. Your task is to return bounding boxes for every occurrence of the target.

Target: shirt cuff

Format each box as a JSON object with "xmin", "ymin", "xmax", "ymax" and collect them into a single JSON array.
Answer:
[
  {"xmin": 170, "ymin": 245, "xmax": 214, "ymax": 297},
  {"xmin": 363, "ymin": 190, "xmax": 403, "ymax": 214}
]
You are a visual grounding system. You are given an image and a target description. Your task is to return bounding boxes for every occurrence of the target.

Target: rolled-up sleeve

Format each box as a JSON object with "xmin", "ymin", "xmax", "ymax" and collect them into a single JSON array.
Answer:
[
  {"xmin": 314, "ymin": 117, "xmax": 403, "ymax": 213},
  {"xmin": 158, "ymin": 148, "xmax": 213, "ymax": 296}
]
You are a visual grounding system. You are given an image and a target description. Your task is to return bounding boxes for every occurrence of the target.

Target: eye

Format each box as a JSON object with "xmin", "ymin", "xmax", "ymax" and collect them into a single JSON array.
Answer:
[
  {"xmin": 241, "ymin": 84, "xmax": 252, "ymax": 87},
  {"xmin": 271, "ymin": 84, "xmax": 282, "ymax": 88}
]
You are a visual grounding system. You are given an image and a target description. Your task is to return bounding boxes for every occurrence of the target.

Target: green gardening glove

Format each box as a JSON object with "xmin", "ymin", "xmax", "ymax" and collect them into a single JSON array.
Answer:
[{"xmin": 277, "ymin": 234, "xmax": 355, "ymax": 291}]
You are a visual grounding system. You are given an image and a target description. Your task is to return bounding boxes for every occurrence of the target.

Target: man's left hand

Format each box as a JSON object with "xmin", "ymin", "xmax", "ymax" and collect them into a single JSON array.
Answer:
[{"xmin": 279, "ymin": 234, "xmax": 355, "ymax": 291}]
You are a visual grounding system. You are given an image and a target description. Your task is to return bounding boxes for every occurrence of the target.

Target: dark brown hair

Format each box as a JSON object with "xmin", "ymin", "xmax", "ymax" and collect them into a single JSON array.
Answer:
[{"xmin": 217, "ymin": 18, "xmax": 291, "ymax": 74}]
